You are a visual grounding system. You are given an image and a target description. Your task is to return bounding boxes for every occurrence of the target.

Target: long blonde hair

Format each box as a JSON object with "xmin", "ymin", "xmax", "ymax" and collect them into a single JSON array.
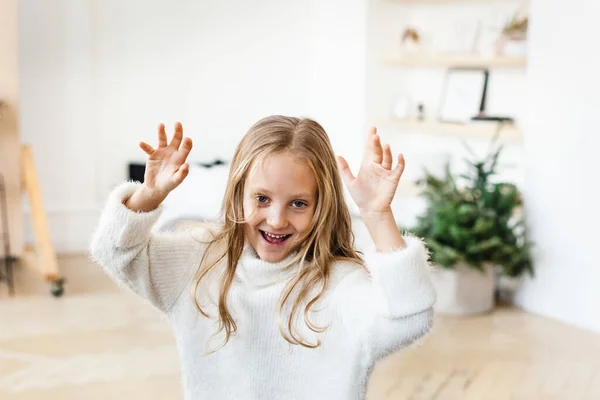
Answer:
[{"xmin": 191, "ymin": 115, "xmax": 363, "ymax": 351}]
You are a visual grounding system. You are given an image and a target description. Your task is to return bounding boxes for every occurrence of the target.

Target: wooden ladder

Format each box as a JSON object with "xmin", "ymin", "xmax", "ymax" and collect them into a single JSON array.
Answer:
[{"xmin": 19, "ymin": 144, "xmax": 65, "ymax": 297}]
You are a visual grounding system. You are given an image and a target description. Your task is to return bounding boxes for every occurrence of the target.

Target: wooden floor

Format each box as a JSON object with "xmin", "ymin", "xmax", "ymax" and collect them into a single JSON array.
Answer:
[{"xmin": 1, "ymin": 255, "xmax": 600, "ymax": 399}]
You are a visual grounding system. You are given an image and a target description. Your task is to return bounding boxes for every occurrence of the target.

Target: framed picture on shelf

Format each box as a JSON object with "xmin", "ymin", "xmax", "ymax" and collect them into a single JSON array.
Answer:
[{"xmin": 437, "ymin": 68, "xmax": 488, "ymax": 124}]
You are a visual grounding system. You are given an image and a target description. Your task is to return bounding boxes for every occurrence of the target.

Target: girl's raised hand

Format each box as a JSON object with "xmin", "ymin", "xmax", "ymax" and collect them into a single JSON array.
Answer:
[
  {"xmin": 336, "ymin": 127, "xmax": 405, "ymax": 216},
  {"xmin": 139, "ymin": 122, "xmax": 193, "ymax": 197}
]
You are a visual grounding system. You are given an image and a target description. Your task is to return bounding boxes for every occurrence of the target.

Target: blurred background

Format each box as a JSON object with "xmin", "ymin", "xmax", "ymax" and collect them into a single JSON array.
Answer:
[{"xmin": 1, "ymin": 0, "xmax": 598, "ymax": 399}]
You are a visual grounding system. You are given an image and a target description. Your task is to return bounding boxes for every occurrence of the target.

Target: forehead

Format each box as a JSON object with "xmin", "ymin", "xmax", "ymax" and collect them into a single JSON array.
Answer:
[{"xmin": 246, "ymin": 152, "xmax": 317, "ymax": 196}]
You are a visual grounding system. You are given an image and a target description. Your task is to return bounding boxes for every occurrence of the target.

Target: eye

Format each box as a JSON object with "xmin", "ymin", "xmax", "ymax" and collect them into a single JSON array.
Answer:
[
  {"xmin": 292, "ymin": 201, "xmax": 307, "ymax": 208},
  {"xmin": 256, "ymin": 195, "xmax": 269, "ymax": 203}
]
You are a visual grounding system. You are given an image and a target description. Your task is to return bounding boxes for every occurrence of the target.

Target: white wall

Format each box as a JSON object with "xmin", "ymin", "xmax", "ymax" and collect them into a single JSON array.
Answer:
[
  {"xmin": 0, "ymin": 0, "xmax": 23, "ymax": 258},
  {"xmin": 514, "ymin": 0, "xmax": 600, "ymax": 333},
  {"xmin": 19, "ymin": 0, "xmax": 99, "ymax": 253},
  {"xmin": 18, "ymin": 0, "xmax": 368, "ymax": 253},
  {"xmin": 308, "ymin": 0, "xmax": 368, "ymax": 170},
  {"xmin": 93, "ymin": 0, "xmax": 316, "ymax": 198}
]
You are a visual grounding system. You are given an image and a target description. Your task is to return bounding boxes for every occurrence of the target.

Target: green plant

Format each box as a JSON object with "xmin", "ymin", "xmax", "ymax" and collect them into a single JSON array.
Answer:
[
  {"xmin": 401, "ymin": 27, "xmax": 420, "ymax": 44},
  {"xmin": 502, "ymin": 14, "xmax": 528, "ymax": 39},
  {"xmin": 409, "ymin": 138, "xmax": 534, "ymax": 278}
]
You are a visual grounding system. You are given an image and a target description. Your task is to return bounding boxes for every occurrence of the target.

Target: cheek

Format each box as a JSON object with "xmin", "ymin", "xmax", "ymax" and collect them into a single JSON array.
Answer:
[
  {"xmin": 242, "ymin": 198, "xmax": 255, "ymax": 221},
  {"xmin": 243, "ymin": 207, "xmax": 263, "ymax": 228},
  {"xmin": 294, "ymin": 212, "xmax": 315, "ymax": 233}
]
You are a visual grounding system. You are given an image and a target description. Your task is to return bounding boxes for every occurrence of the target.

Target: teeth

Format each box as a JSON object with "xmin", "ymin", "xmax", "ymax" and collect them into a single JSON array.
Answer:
[{"xmin": 264, "ymin": 231, "xmax": 288, "ymax": 239}]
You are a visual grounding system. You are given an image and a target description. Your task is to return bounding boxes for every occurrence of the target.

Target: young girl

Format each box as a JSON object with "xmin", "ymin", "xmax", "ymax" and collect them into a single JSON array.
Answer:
[{"xmin": 90, "ymin": 115, "xmax": 436, "ymax": 400}]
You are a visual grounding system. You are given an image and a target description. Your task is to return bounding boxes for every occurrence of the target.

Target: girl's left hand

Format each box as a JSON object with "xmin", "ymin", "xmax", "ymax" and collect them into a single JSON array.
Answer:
[{"xmin": 336, "ymin": 127, "xmax": 405, "ymax": 216}]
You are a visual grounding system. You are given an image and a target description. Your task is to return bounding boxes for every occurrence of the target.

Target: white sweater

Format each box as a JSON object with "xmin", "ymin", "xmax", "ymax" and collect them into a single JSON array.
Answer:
[{"xmin": 89, "ymin": 182, "xmax": 437, "ymax": 400}]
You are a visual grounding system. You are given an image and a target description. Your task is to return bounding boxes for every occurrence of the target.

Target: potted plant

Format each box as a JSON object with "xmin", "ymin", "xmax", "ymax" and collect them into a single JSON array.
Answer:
[
  {"xmin": 495, "ymin": 12, "xmax": 528, "ymax": 57},
  {"xmin": 409, "ymin": 141, "xmax": 534, "ymax": 316},
  {"xmin": 400, "ymin": 27, "xmax": 421, "ymax": 54}
]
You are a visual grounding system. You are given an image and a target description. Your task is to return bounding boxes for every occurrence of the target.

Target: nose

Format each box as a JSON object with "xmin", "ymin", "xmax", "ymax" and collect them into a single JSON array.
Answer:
[{"xmin": 266, "ymin": 206, "xmax": 288, "ymax": 230}]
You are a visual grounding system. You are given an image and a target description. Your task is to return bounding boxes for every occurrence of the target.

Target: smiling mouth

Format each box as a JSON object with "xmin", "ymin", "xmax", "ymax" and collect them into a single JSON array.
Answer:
[{"xmin": 260, "ymin": 230, "xmax": 292, "ymax": 245}]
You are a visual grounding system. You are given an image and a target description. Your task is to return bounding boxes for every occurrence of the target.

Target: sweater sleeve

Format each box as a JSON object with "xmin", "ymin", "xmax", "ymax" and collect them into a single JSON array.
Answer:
[
  {"xmin": 89, "ymin": 181, "xmax": 209, "ymax": 313},
  {"xmin": 334, "ymin": 234, "xmax": 436, "ymax": 365}
]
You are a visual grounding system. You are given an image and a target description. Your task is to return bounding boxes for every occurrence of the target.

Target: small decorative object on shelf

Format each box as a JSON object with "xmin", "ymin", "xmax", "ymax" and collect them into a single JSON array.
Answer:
[
  {"xmin": 495, "ymin": 10, "xmax": 528, "ymax": 57},
  {"xmin": 391, "ymin": 93, "xmax": 412, "ymax": 120},
  {"xmin": 417, "ymin": 103, "xmax": 425, "ymax": 121},
  {"xmin": 400, "ymin": 27, "xmax": 421, "ymax": 54},
  {"xmin": 502, "ymin": 13, "xmax": 528, "ymax": 40}
]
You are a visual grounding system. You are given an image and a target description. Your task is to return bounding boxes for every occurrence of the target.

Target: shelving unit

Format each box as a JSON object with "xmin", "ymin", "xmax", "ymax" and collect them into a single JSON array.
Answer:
[
  {"xmin": 383, "ymin": 54, "xmax": 526, "ymax": 69},
  {"xmin": 374, "ymin": 0, "xmax": 529, "ymax": 143},
  {"xmin": 378, "ymin": 118, "xmax": 523, "ymax": 142}
]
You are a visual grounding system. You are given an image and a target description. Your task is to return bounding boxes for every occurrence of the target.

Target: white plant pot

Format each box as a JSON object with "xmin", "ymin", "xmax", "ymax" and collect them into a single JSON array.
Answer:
[
  {"xmin": 494, "ymin": 36, "xmax": 528, "ymax": 57},
  {"xmin": 503, "ymin": 39, "xmax": 528, "ymax": 57},
  {"xmin": 430, "ymin": 263, "xmax": 495, "ymax": 316}
]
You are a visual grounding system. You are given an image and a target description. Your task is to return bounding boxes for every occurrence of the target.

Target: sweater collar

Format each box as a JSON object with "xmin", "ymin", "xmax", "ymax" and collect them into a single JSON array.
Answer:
[{"xmin": 236, "ymin": 243, "xmax": 299, "ymax": 288}]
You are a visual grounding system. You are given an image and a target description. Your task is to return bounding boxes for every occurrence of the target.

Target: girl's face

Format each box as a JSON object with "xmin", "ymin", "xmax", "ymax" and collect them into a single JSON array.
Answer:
[{"xmin": 243, "ymin": 151, "xmax": 317, "ymax": 263}]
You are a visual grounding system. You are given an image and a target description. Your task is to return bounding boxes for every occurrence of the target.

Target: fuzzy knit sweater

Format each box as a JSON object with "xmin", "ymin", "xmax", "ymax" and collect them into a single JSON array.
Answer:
[{"xmin": 89, "ymin": 182, "xmax": 437, "ymax": 400}]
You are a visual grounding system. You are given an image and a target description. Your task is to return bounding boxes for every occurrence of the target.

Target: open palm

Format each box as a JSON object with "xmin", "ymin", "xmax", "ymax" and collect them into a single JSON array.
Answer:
[
  {"xmin": 139, "ymin": 122, "xmax": 193, "ymax": 195},
  {"xmin": 336, "ymin": 127, "xmax": 405, "ymax": 215}
]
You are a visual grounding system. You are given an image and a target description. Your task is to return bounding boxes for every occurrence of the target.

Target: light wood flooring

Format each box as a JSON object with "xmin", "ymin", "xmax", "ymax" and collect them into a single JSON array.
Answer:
[{"xmin": 1, "ymin": 255, "xmax": 599, "ymax": 399}]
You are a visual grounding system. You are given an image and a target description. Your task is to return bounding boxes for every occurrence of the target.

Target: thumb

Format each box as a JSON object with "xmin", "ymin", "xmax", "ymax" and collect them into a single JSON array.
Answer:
[{"xmin": 336, "ymin": 156, "xmax": 355, "ymax": 185}]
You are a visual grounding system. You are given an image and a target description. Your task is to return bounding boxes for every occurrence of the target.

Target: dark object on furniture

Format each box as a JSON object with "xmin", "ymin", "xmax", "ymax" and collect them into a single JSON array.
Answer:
[
  {"xmin": 471, "ymin": 114, "xmax": 515, "ymax": 123},
  {"xmin": 438, "ymin": 67, "xmax": 516, "ymax": 125},
  {"xmin": 0, "ymin": 172, "xmax": 15, "ymax": 296},
  {"xmin": 470, "ymin": 71, "xmax": 515, "ymax": 123},
  {"xmin": 128, "ymin": 159, "xmax": 227, "ymax": 183},
  {"xmin": 417, "ymin": 103, "xmax": 425, "ymax": 120},
  {"xmin": 437, "ymin": 68, "xmax": 489, "ymax": 124}
]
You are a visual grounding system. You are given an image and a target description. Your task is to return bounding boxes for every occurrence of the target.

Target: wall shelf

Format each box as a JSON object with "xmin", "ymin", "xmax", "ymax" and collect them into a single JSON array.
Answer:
[
  {"xmin": 378, "ymin": 118, "xmax": 523, "ymax": 142},
  {"xmin": 383, "ymin": 54, "xmax": 527, "ymax": 69}
]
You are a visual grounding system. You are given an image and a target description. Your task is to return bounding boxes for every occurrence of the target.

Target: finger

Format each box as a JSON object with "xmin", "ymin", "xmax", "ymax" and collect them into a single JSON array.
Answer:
[
  {"xmin": 371, "ymin": 134, "xmax": 383, "ymax": 165},
  {"xmin": 157, "ymin": 123, "xmax": 168, "ymax": 148},
  {"xmin": 170, "ymin": 121, "xmax": 183, "ymax": 149},
  {"xmin": 393, "ymin": 153, "xmax": 406, "ymax": 179},
  {"xmin": 336, "ymin": 155, "xmax": 355, "ymax": 185},
  {"xmin": 365, "ymin": 126, "xmax": 377, "ymax": 154},
  {"xmin": 179, "ymin": 137, "xmax": 193, "ymax": 160},
  {"xmin": 139, "ymin": 141, "xmax": 155, "ymax": 155},
  {"xmin": 172, "ymin": 162, "xmax": 190, "ymax": 186},
  {"xmin": 382, "ymin": 144, "xmax": 393, "ymax": 170}
]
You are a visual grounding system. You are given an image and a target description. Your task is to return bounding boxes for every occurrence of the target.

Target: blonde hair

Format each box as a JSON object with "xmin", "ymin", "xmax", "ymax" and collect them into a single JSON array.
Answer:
[{"xmin": 191, "ymin": 115, "xmax": 364, "ymax": 352}]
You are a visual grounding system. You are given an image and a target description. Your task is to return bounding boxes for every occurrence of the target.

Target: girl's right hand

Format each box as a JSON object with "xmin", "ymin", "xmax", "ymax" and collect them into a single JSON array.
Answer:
[
  {"xmin": 124, "ymin": 122, "xmax": 193, "ymax": 212},
  {"xmin": 139, "ymin": 122, "xmax": 193, "ymax": 197}
]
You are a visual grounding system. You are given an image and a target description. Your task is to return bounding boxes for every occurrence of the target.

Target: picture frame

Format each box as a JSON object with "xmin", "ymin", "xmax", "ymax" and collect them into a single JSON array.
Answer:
[{"xmin": 437, "ymin": 68, "xmax": 489, "ymax": 124}]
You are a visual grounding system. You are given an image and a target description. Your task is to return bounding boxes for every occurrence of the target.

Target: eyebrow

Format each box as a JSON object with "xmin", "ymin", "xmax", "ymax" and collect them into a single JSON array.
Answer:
[{"xmin": 253, "ymin": 187, "xmax": 314, "ymax": 199}]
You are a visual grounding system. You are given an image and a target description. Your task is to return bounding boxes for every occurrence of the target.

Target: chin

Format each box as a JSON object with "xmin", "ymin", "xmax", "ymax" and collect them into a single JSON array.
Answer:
[
  {"xmin": 256, "ymin": 246, "xmax": 292, "ymax": 263},
  {"xmin": 259, "ymin": 253, "xmax": 286, "ymax": 263}
]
